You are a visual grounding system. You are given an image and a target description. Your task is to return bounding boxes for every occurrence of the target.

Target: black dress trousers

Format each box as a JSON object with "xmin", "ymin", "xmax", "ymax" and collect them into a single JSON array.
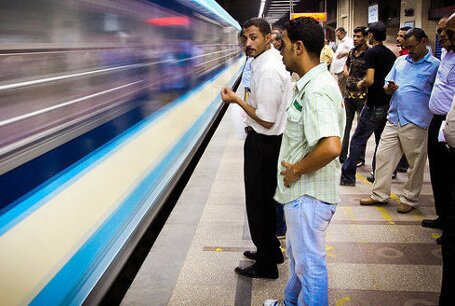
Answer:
[
  {"xmin": 243, "ymin": 129, "xmax": 282, "ymax": 270},
  {"xmin": 428, "ymin": 115, "xmax": 451, "ymax": 221}
]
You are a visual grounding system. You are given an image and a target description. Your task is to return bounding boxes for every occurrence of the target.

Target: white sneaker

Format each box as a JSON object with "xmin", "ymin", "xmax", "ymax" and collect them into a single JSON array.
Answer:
[{"xmin": 263, "ymin": 299, "xmax": 285, "ymax": 306}]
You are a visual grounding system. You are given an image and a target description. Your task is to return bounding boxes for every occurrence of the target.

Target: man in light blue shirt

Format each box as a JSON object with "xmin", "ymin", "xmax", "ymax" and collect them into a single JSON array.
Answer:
[{"xmin": 360, "ymin": 28, "xmax": 439, "ymax": 213}]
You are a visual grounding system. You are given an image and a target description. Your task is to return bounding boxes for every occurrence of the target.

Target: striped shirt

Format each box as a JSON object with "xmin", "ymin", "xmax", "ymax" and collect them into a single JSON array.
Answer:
[{"xmin": 274, "ymin": 64, "xmax": 345, "ymax": 205}]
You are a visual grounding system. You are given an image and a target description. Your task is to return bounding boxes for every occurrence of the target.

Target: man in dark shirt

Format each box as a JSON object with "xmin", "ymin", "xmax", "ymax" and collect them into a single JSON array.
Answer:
[
  {"xmin": 340, "ymin": 26, "xmax": 369, "ymax": 165},
  {"xmin": 341, "ymin": 21, "xmax": 396, "ymax": 186}
]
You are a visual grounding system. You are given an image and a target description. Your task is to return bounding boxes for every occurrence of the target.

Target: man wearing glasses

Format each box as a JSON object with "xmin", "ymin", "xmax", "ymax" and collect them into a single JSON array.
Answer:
[
  {"xmin": 421, "ymin": 16, "xmax": 455, "ymax": 238},
  {"xmin": 360, "ymin": 28, "xmax": 440, "ymax": 213}
]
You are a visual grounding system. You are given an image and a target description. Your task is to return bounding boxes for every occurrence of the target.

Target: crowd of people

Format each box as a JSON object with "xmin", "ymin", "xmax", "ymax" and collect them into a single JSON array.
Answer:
[{"xmin": 221, "ymin": 13, "xmax": 455, "ymax": 306}]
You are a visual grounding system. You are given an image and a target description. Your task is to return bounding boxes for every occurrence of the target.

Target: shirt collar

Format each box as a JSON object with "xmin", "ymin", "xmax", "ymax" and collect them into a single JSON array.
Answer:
[
  {"xmin": 445, "ymin": 50, "xmax": 455, "ymax": 59},
  {"xmin": 351, "ymin": 46, "xmax": 368, "ymax": 56},
  {"xmin": 251, "ymin": 48, "xmax": 272, "ymax": 72},
  {"xmin": 405, "ymin": 49, "xmax": 432, "ymax": 64},
  {"xmin": 295, "ymin": 63, "xmax": 327, "ymax": 93}
]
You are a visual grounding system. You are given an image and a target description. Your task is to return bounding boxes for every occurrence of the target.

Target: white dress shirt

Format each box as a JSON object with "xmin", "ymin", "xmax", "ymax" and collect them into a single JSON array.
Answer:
[
  {"xmin": 330, "ymin": 35, "xmax": 354, "ymax": 74},
  {"xmin": 246, "ymin": 48, "xmax": 292, "ymax": 136}
]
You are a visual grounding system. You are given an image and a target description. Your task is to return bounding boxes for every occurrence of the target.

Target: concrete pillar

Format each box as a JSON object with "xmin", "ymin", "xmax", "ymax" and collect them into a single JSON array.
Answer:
[
  {"xmin": 336, "ymin": 0, "xmax": 368, "ymax": 36},
  {"xmin": 353, "ymin": 0, "xmax": 368, "ymax": 29},
  {"xmin": 337, "ymin": 0, "xmax": 352, "ymax": 32}
]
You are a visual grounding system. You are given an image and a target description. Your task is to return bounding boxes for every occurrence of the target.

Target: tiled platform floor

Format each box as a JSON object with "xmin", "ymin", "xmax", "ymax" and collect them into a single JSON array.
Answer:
[{"xmin": 122, "ymin": 105, "xmax": 441, "ymax": 306}]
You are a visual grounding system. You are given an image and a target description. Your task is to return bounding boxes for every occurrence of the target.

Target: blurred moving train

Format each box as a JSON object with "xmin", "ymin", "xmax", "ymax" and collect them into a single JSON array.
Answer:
[
  {"xmin": 0, "ymin": 0, "xmax": 241, "ymax": 205},
  {"xmin": 0, "ymin": 0, "xmax": 242, "ymax": 304}
]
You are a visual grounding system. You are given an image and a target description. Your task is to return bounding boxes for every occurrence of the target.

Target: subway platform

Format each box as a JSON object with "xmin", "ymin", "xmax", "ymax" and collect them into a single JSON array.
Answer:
[{"xmin": 122, "ymin": 102, "xmax": 442, "ymax": 305}]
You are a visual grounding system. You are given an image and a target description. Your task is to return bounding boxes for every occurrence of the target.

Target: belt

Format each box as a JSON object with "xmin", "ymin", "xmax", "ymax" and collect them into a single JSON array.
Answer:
[
  {"xmin": 245, "ymin": 126, "xmax": 255, "ymax": 134},
  {"xmin": 365, "ymin": 104, "xmax": 388, "ymax": 110},
  {"xmin": 433, "ymin": 114, "xmax": 447, "ymax": 121}
]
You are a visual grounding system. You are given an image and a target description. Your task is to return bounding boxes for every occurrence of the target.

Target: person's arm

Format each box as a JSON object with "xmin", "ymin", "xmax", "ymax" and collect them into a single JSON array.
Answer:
[
  {"xmin": 336, "ymin": 39, "xmax": 353, "ymax": 59},
  {"xmin": 357, "ymin": 68, "xmax": 374, "ymax": 89},
  {"xmin": 343, "ymin": 51, "xmax": 351, "ymax": 77},
  {"xmin": 383, "ymin": 61, "xmax": 398, "ymax": 95},
  {"xmin": 280, "ymin": 136, "xmax": 341, "ymax": 187},
  {"xmin": 336, "ymin": 49, "xmax": 350, "ymax": 59},
  {"xmin": 221, "ymin": 87, "xmax": 274, "ymax": 129},
  {"xmin": 384, "ymin": 80, "xmax": 398, "ymax": 95},
  {"xmin": 343, "ymin": 63, "xmax": 349, "ymax": 77},
  {"xmin": 444, "ymin": 96, "xmax": 455, "ymax": 147}
]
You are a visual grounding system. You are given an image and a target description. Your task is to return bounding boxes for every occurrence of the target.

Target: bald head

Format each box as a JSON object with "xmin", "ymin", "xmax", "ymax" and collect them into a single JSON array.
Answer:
[
  {"xmin": 448, "ymin": 12, "xmax": 455, "ymax": 49},
  {"xmin": 448, "ymin": 13, "xmax": 455, "ymax": 27},
  {"xmin": 437, "ymin": 16, "xmax": 451, "ymax": 50}
]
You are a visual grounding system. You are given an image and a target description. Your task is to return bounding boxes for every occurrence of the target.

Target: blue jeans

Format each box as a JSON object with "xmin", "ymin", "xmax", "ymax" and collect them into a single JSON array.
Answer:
[
  {"xmin": 283, "ymin": 195, "xmax": 337, "ymax": 306},
  {"xmin": 340, "ymin": 98, "xmax": 366, "ymax": 163},
  {"xmin": 341, "ymin": 105, "xmax": 388, "ymax": 183}
]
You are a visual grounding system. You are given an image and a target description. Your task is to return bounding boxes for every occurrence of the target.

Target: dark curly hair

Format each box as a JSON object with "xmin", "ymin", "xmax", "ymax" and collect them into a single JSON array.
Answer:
[
  {"xmin": 242, "ymin": 18, "xmax": 271, "ymax": 37},
  {"xmin": 283, "ymin": 17, "xmax": 324, "ymax": 58}
]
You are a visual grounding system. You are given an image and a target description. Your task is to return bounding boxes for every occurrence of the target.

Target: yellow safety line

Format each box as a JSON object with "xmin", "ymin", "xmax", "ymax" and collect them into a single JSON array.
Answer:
[
  {"xmin": 356, "ymin": 173, "xmax": 400, "ymax": 225},
  {"xmin": 355, "ymin": 173, "xmax": 400, "ymax": 201},
  {"xmin": 335, "ymin": 296, "xmax": 351, "ymax": 305}
]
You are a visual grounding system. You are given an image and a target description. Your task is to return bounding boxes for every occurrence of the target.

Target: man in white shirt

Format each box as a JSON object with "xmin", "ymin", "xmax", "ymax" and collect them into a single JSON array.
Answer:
[
  {"xmin": 330, "ymin": 27, "xmax": 354, "ymax": 96},
  {"xmin": 440, "ymin": 12, "xmax": 455, "ymax": 306},
  {"xmin": 221, "ymin": 18, "xmax": 292, "ymax": 279}
]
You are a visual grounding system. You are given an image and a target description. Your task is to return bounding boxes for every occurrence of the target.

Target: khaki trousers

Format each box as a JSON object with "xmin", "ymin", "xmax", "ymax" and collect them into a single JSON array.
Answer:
[{"xmin": 371, "ymin": 121, "xmax": 428, "ymax": 206}]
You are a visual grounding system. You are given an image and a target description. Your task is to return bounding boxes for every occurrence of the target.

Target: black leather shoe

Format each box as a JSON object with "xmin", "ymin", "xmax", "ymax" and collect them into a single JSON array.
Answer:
[
  {"xmin": 356, "ymin": 161, "xmax": 365, "ymax": 167},
  {"xmin": 421, "ymin": 218, "xmax": 443, "ymax": 229},
  {"xmin": 366, "ymin": 174, "xmax": 375, "ymax": 183},
  {"xmin": 234, "ymin": 264, "xmax": 278, "ymax": 279},
  {"xmin": 243, "ymin": 250, "xmax": 258, "ymax": 260},
  {"xmin": 274, "ymin": 252, "xmax": 284, "ymax": 264},
  {"xmin": 437, "ymin": 235, "xmax": 443, "ymax": 245},
  {"xmin": 243, "ymin": 250, "xmax": 284, "ymax": 264},
  {"xmin": 396, "ymin": 166, "xmax": 408, "ymax": 173},
  {"xmin": 340, "ymin": 179, "xmax": 355, "ymax": 186}
]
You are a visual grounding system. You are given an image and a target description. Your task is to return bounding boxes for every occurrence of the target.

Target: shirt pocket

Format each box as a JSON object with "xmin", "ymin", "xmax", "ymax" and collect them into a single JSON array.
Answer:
[{"xmin": 285, "ymin": 101, "xmax": 303, "ymax": 140}]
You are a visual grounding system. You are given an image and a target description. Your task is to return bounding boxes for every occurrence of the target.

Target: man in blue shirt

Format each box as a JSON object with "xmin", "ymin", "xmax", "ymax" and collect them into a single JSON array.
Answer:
[{"xmin": 360, "ymin": 28, "xmax": 440, "ymax": 213}]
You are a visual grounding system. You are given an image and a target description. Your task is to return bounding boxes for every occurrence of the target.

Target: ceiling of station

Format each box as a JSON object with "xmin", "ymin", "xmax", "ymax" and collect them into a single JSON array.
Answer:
[
  {"xmin": 214, "ymin": 0, "xmax": 261, "ymax": 26},
  {"xmin": 215, "ymin": 0, "xmax": 321, "ymax": 27},
  {"xmin": 265, "ymin": 0, "xmax": 298, "ymax": 25}
]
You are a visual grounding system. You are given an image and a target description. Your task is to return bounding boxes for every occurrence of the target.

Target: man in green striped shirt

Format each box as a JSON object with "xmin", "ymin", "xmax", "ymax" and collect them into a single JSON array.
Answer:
[{"xmin": 269, "ymin": 17, "xmax": 345, "ymax": 306}]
